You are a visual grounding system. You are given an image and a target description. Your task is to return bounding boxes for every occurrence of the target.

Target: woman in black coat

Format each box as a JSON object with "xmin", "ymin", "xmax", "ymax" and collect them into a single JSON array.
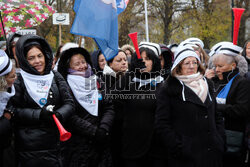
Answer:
[
  {"xmin": 156, "ymin": 45, "xmax": 225, "ymax": 167},
  {"xmin": 111, "ymin": 42, "xmax": 166, "ymax": 167},
  {"xmin": 206, "ymin": 43, "xmax": 249, "ymax": 167},
  {"xmin": 91, "ymin": 50, "xmax": 107, "ymax": 78},
  {"xmin": 0, "ymin": 50, "xmax": 16, "ymax": 167},
  {"xmin": 57, "ymin": 47, "xmax": 114, "ymax": 167},
  {"xmin": 159, "ymin": 44, "xmax": 173, "ymax": 79},
  {"xmin": 99, "ymin": 50, "xmax": 128, "ymax": 167},
  {"xmin": 7, "ymin": 35, "xmax": 75, "ymax": 167}
]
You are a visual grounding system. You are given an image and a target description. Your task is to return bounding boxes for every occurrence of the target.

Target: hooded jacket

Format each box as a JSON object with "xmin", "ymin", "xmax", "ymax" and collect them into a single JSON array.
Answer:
[
  {"xmin": 5, "ymin": 33, "xmax": 22, "ymax": 59},
  {"xmin": 155, "ymin": 75, "xmax": 224, "ymax": 167},
  {"xmin": 57, "ymin": 47, "xmax": 114, "ymax": 167},
  {"xmin": 110, "ymin": 47, "xmax": 165, "ymax": 160},
  {"xmin": 8, "ymin": 35, "xmax": 75, "ymax": 167}
]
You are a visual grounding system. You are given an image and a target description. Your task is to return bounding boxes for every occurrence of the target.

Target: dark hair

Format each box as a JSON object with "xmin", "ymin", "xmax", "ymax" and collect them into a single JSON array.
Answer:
[
  {"xmin": 139, "ymin": 47, "xmax": 161, "ymax": 72},
  {"xmin": 242, "ymin": 39, "xmax": 250, "ymax": 58},
  {"xmin": 58, "ymin": 47, "xmax": 93, "ymax": 79},
  {"xmin": 107, "ymin": 49, "xmax": 127, "ymax": 66},
  {"xmin": 24, "ymin": 44, "xmax": 48, "ymax": 66}
]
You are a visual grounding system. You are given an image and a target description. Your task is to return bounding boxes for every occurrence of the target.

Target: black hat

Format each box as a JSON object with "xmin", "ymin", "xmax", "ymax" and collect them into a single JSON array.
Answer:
[{"xmin": 58, "ymin": 47, "xmax": 93, "ymax": 79}]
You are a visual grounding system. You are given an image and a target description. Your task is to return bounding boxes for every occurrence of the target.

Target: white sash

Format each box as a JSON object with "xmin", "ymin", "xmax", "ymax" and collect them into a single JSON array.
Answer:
[
  {"xmin": 20, "ymin": 70, "xmax": 54, "ymax": 108},
  {"xmin": 216, "ymin": 97, "xmax": 226, "ymax": 104},
  {"xmin": 132, "ymin": 76, "xmax": 164, "ymax": 89},
  {"xmin": 67, "ymin": 74, "xmax": 99, "ymax": 116},
  {"xmin": 0, "ymin": 85, "xmax": 15, "ymax": 117}
]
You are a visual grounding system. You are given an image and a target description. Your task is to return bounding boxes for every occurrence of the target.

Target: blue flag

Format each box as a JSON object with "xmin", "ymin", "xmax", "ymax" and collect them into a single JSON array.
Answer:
[
  {"xmin": 116, "ymin": 0, "xmax": 129, "ymax": 14},
  {"xmin": 71, "ymin": 0, "xmax": 120, "ymax": 61}
]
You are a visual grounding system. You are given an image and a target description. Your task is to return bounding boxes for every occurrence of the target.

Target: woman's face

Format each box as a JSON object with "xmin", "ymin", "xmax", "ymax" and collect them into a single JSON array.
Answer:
[
  {"xmin": 180, "ymin": 57, "xmax": 198, "ymax": 75},
  {"xmin": 246, "ymin": 42, "xmax": 250, "ymax": 59},
  {"xmin": 98, "ymin": 54, "xmax": 106, "ymax": 70},
  {"xmin": 213, "ymin": 56, "xmax": 236, "ymax": 80},
  {"xmin": 70, "ymin": 54, "xmax": 88, "ymax": 72},
  {"xmin": 27, "ymin": 47, "xmax": 45, "ymax": 74},
  {"xmin": 125, "ymin": 50, "xmax": 132, "ymax": 58},
  {"xmin": 109, "ymin": 51, "xmax": 128, "ymax": 73},
  {"xmin": 5, "ymin": 67, "xmax": 16, "ymax": 87},
  {"xmin": 141, "ymin": 51, "xmax": 153, "ymax": 72},
  {"xmin": 159, "ymin": 55, "xmax": 164, "ymax": 69}
]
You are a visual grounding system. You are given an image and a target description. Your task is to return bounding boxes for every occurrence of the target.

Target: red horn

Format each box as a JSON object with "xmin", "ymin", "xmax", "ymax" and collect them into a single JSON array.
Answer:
[
  {"xmin": 52, "ymin": 114, "xmax": 72, "ymax": 141},
  {"xmin": 128, "ymin": 32, "xmax": 141, "ymax": 59},
  {"xmin": 232, "ymin": 8, "xmax": 245, "ymax": 45}
]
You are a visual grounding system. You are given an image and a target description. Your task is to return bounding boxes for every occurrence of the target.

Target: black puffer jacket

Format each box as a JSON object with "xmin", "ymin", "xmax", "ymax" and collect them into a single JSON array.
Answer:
[
  {"xmin": 5, "ymin": 33, "xmax": 22, "ymax": 59},
  {"xmin": 64, "ymin": 79, "xmax": 114, "ymax": 167},
  {"xmin": 58, "ymin": 47, "xmax": 114, "ymax": 167},
  {"xmin": 0, "ymin": 116, "xmax": 11, "ymax": 166},
  {"xmin": 8, "ymin": 35, "xmax": 75, "ymax": 167}
]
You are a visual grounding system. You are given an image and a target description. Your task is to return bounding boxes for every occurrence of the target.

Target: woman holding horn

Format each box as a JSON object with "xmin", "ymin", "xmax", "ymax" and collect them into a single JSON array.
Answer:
[
  {"xmin": 7, "ymin": 35, "xmax": 75, "ymax": 167},
  {"xmin": 57, "ymin": 47, "xmax": 114, "ymax": 167}
]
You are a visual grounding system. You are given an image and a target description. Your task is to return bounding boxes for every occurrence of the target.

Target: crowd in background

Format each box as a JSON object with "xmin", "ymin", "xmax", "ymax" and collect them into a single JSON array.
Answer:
[{"xmin": 0, "ymin": 33, "xmax": 250, "ymax": 167}]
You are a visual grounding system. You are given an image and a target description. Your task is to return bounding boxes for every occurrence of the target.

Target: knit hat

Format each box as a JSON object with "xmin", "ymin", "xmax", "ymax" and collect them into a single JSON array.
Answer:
[
  {"xmin": 171, "ymin": 45, "xmax": 200, "ymax": 72},
  {"xmin": 0, "ymin": 50, "xmax": 12, "ymax": 76},
  {"xmin": 139, "ymin": 42, "xmax": 161, "ymax": 57},
  {"xmin": 209, "ymin": 41, "xmax": 232, "ymax": 57},
  {"xmin": 183, "ymin": 37, "xmax": 204, "ymax": 49},
  {"xmin": 61, "ymin": 42, "xmax": 79, "ymax": 53},
  {"xmin": 217, "ymin": 42, "xmax": 242, "ymax": 57}
]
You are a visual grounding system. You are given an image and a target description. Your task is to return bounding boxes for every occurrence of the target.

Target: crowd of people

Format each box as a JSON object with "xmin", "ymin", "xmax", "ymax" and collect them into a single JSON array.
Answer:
[{"xmin": 0, "ymin": 33, "xmax": 250, "ymax": 167}]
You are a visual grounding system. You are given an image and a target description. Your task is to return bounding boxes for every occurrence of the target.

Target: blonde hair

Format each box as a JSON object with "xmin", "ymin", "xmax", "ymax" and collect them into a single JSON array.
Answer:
[
  {"xmin": 192, "ymin": 45, "xmax": 209, "ymax": 68},
  {"xmin": 0, "ymin": 59, "xmax": 16, "ymax": 92}
]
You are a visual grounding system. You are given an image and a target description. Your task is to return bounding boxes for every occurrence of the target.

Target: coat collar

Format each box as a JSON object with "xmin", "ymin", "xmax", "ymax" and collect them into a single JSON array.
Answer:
[{"xmin": 167, "ymin": 75, "xmax": 213, "ymax": 107}]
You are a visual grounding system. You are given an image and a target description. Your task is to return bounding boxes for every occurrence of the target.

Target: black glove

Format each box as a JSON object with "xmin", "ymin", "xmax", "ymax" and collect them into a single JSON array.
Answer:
[
  {"xmin": 54, "ymin": 112, "xmax": 63, "ymax": 122},
  {"xmin": 40, "ymin": 106, "xmax": 54, "ymax": 122},
  {"xmin": 95, "ymin": 128, "xmax": 109, "ymax": 145},
  {"xmin": 135, "ymin": 58, "xmax": 146, "ymax": 70}
]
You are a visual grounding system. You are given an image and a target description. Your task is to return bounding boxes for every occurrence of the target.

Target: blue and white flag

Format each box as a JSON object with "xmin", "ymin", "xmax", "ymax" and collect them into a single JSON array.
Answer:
[
  {"xmin": 117, "ymin": 0, "xmax": 129, "ymax": 14},
  {"xmin": 71, "ymin": 0, "xmax": 127, "ymax": 61}
]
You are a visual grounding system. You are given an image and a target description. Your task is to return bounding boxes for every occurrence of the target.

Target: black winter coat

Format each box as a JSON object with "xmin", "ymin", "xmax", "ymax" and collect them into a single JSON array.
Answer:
[
  {"xmin": 8, "ymin": 71, "xmax": 74, "ymax": 167},
  {"xmin": 63, "ymin": 78, "xmax": 114, "ymax": 167},
  {"xmin": 0, "ymin": 116, "xmax": 11, "ymax": 166},
  {"xmin": 212, "ymin": 69, "xmax": 250, "ymax": 166},
  {"xmin": 213, "ymin": 69, "xmax": 249, "ymax": 132},
  {"xmin": 112, "ymin": 73, "xmax": 165, "ymax": 159},
  {"xmin": 155, "ymin": 75, "xmax": 225, "ymax": 167}
]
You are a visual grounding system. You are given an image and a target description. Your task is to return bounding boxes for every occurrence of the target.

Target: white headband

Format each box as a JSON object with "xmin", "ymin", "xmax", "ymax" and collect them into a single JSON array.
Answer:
[
  {"xmin": 171, "ymin": 46, "xmax": 200, "ymax": 72},
  {"xmin": 0, "ymin": 50, "xmax": 12, "ymax": 76},
  {"xmin": 217, "ymin": 43, "xmax": 242, "ymax": 57},
  {"xmin": 184, "ymin": 37, "xmax": 204, "ymax": 49},
  {"xmin": 139, "ymin": 42, "xmax": 161, "ymax": 57}
]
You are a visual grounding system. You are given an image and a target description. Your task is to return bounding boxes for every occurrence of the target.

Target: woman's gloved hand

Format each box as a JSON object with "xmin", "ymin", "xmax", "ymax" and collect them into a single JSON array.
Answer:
[
  {"xmin": 95, "ymin": 128, "xmax": 110, "ymax": 146},
  {"xmin": 39, "ymin": 105, "xmax": 54, "ymax": 123}
]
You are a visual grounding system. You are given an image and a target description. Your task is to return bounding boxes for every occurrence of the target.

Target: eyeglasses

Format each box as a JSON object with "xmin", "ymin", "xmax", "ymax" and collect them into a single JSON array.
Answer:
[{"xmin": 182, "ymin": 61, "xmax": 198, "ymax": 67}]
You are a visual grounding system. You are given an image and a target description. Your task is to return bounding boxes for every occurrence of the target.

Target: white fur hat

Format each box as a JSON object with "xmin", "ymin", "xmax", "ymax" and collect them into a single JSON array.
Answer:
[
  {"xmin": 61, "ymin": 42, "xmax": 79, "ymax": 53},
  {"xmin": 217, "ymin": 42, "xmax": 242, "ymax": 57},
  {"xmin": 171, "ymin": 45, "xmax": 200, "ymax": 72},
  {"xmin": 209, "ymin": 41, "xmax": 233, "ymax": 57},
  {"xmin": 183, "ymin": 37, "xmax": 204, "ymax": 49},
  {"xmin": 0, "ymin": 50, "xmax": 12, "ymax": 76},
  {"xmin": 139, "ymin": 42, "xmax": 161, "ymax": 57}
]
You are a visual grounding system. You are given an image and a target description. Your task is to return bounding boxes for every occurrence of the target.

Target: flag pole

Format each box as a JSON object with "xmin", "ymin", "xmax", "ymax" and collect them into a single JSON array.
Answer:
[
  {"xmin": 144, "ymin": 0, "xmax": 149, "ymax": 42},
  {"xmin": 59, "ymin": 24, "xmax": 62, "ymax": 45},
  {"xmin": 79, "ymin": 36, "xmax": 82, "ymax": 47}
]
